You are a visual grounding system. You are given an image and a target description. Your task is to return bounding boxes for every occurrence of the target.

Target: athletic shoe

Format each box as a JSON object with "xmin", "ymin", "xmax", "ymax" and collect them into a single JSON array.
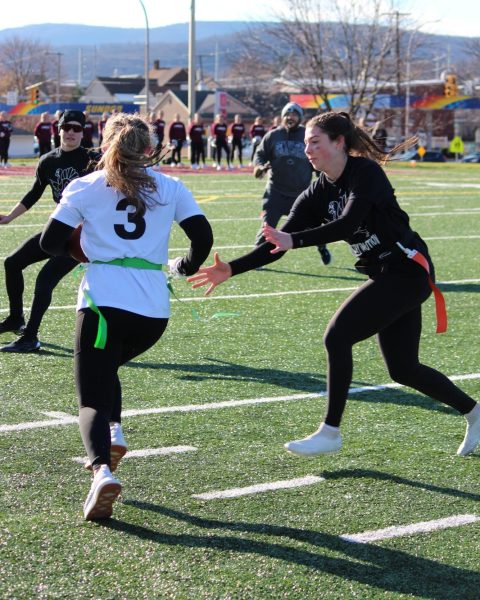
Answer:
[
  {"xmin": 0, "ymin": 315, "xmax": 25, "ymax": 335},
  {"xmin": 84, "ymin": 422, "xmax": 128, "ymax": 472},
  {"xmin": 83, "ymin": 465, "xmax": 122, "ymax": 520},
  {"xmin": 319, "ymin": 247, "xmax": 332, "ymax": 266},
  {"xmin": 457, "ymin": 404, "xmax": 480, "ymax": 456},
  {"xmin": 216, "ymin": 165, "xmax": 222, "ymax": 171},
  {"xmin": 1, "ymin": 333, "xmax": 40, "ymax": 353},
  {"xmin": 284, "ymin": 423, "xmax": 342, "ymax": 456}
]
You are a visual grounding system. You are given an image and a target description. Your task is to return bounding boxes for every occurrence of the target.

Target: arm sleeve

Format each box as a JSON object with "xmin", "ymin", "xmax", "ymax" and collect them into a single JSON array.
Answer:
[
  {"xmin": 176, "ymin": 215, "xmax": 213, "ymax": 276},
  {"xmin": 40, "ymin": 218, "xmax": 75, "ymax": 256},
  {"xmin": 229, "ymin": 242, "xmax": 285, "ymax": 276},
  {"xmin": 20, "ymin": 163, "xmax": 48, "ymax": 209}
]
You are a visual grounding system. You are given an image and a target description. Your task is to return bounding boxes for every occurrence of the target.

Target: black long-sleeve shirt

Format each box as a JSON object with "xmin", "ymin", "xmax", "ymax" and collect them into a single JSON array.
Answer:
[
  {"xmin": 230, "ymin": 156, "xmax": 430, "ymax": 276},
  {"xmin": 21, "ymin": 146, "xmax": 99, "ymax": 209}
]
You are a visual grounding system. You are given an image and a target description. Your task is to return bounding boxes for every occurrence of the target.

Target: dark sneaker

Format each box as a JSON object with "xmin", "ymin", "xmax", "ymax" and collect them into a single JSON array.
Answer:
[
  {"xmin": 319, "ymin": 246, "xmax": 332, "ymax": 266},
  {"xmin": 1, "ymin": 334, "xmax": 41, "ymax": 353},
  {"xmin": 0, "ymin": 315, "xmax": 25, "ymax": 335}
]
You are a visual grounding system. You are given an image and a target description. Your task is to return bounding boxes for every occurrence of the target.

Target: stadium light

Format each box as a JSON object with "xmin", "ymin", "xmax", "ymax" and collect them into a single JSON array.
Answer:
[{"xmin": 138, "ymin": 0, "xmax": 150, "ymax": 114}]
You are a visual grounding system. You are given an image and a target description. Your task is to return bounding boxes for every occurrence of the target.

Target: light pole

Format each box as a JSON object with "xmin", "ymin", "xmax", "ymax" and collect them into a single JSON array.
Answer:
[
  {"xmin": 45, "ymin": 51, "xmax": 63, "ymax": 105},
  {"xmin": 188, "ymin": 0, "xmax": 196, "ymax": 120},
  {"xmin": 405, "ymin": 21, "xmax": 440, "ymax": 140},
  {"xmin": 138, "ymin": 0, "xmax": 150, "ymax": 115}
]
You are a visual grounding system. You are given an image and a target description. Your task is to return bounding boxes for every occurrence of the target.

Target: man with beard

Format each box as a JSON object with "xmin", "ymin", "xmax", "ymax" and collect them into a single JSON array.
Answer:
[{"xmin": 252, "ymin": 102, "xmax": 332, "ymax": 265}]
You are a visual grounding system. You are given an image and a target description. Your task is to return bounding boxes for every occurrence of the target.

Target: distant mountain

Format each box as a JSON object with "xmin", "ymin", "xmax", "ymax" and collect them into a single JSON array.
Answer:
[
  {"xmin": 0, "ymin": 22, "xmax": 474, "ymax": 85},
  {"xmin": 0, "ymin": 21, "xmax": 255, "ymax": 46}
]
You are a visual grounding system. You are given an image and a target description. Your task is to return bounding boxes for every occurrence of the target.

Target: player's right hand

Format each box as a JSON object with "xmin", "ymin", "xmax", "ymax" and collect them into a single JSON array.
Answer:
[
  {"xmin": 187, "ymin": 252, "xmax": 232, "ymax": 296},
  {"xmin": 253, "ymin": 162, "xmax": 270, "ymax": 179}
]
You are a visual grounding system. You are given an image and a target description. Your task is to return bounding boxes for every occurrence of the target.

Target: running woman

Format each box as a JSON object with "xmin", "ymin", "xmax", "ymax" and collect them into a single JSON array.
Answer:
[
  {"xmin": 0, "ymin": 110, "xmax": 99, "ymax": 352},
  {"xmin": 189, "ymin": 111, "xmax": 480, "ymax": 458},
  {"xmin": 40, "ymin": 112, "xmax": 213, "ymax": 520}
]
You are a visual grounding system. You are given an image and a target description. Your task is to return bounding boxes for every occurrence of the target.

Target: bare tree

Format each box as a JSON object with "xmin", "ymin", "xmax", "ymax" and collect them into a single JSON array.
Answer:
[
  {"xmin": 231, "ymin": 0, "xmax": 408, "ymax": 118},
  {"xmin": 0, "ymin": 36, "xmax": 52, "ymax": 97}
]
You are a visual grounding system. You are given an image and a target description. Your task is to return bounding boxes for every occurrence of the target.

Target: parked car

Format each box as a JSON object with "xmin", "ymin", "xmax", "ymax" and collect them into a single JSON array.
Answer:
[
  {"xmin": 415, "ymin": 151, "xmax": 446, "ymax": 162},
  {"xmin": 461, "ymin": 152, "xmax": 480, "ymax": 163}
]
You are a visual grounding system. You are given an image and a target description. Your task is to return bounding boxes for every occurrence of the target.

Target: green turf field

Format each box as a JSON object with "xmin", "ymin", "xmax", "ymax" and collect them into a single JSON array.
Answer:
[{"xmin": 0, "ymin": 161, "xmax": 479, "ymax": 599}]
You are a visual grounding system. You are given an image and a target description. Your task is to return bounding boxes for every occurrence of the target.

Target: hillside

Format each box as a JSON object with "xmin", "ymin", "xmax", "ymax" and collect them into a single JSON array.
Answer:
[{"xmin": 0, "ymin": 21, "xmax": 475, "ymax": 83}]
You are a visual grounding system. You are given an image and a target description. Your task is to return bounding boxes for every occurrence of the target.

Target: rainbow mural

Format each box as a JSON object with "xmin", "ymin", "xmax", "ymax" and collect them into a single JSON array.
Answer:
[
  {"xmin": 290, "ymin": 94, "xmax": 480, "ymax": 111},
  {"xmin": 0, "ymin": 102, "xmax": 138, "ymax": 116}
]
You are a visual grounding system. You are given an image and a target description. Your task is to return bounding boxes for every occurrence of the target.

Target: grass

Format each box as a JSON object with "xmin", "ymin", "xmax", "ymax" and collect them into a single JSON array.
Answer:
[{"xmin": 0, "ymin": 160, "xmax": 479, "ymax": 599}]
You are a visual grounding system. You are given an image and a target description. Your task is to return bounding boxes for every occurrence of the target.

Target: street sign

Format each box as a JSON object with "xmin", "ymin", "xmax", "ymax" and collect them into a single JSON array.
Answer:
[
  {"xmin": 6, "ymin": 91, "xmax": 18, "ymax": 106},
  {"xmin": 449, "ymin": 136, "xmax": 464, "ymax": 154},
  {"xmin": 417, "ymin": 145, "xmax": 426, "ymax": 158}
]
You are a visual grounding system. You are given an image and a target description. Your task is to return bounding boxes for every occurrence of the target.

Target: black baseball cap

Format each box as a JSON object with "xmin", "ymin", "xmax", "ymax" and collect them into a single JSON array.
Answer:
[{"xmin": 58, "ymin": 110, "xmax": 85, "ymax": 128}]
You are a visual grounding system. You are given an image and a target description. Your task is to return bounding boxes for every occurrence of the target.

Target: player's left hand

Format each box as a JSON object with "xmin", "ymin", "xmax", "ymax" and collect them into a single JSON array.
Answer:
[{"xmin": 262, "ymin": 223, "xmax": 293, "ymax": 254}]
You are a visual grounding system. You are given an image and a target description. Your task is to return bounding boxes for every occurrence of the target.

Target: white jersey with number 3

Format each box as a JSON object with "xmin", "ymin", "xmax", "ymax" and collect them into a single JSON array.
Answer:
[{"xmin": 51, "ymin": 168, "xmax": 203, "ymax": 318}]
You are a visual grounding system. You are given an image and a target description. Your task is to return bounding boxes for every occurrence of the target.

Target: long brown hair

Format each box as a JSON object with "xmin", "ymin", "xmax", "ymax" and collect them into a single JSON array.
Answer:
[
  {"xmin": 97, "ymin": 113, "xmax": 162, "ymax": 216},
  {"xmin": 307, "ymin": 112, "xmax": 416, "ymax": 164}
]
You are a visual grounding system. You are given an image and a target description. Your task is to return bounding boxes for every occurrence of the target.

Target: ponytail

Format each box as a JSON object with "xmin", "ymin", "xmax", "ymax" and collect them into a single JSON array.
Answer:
[{"xmin": 307, "ymin": 111, "xmax": 416, "ymax": 164}]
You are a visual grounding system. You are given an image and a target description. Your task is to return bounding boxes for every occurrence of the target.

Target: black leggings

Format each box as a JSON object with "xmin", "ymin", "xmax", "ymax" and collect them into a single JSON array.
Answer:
[
  {"xmin": 323, "ymin": 268, "xmax": 476, "ymax": 426},
  {"xmin": 171, "ymin": 140, "xmax": 184, "ymax": 164},
  {"xmin": 215, "ymin": 138, "xmax": 230, "ymax": 165},
  {"xmin": 75, "ymin": 307, "xmax": 168, "ymax": 468},
  {"xmin": 0, "ymin": 138, "xmax": 10, "ymax": 163},
  {"xmin": 4, "ymin": 232, "xmax": 78, "ymax": 336},
  {"xmin": 191, "ymin": 140, "xmax": 205, "ymax": 165},
  {"xmin": 231, "ymin": 138, "xmax": 243, "ymax": 164}
]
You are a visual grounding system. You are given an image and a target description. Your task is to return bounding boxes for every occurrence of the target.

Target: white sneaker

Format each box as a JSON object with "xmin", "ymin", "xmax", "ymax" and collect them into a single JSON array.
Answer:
[
  {"xmin": 284, "ymin": 423, "xmax": 342, "ymax": 456},
  {"xmin": 84, "ymin": 422, "xmax": 127, "ymax": 472},
  {"xmin": 216, "ymin": 165, "xmax": 222, "ymax": 171},
  {"xmin": 457, "ymin": 403, "xmax": 480, "ymax": 456},
  {"xmin": 83, "ymin": 465, "xmax": 121, "ymax": 520}
]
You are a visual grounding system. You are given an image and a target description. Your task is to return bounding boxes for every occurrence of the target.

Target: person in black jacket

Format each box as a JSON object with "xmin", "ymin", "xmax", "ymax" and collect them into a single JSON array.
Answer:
[
  {"xmin": 253, "ymin": 102, "xmax": 331, "ymax": 265},
  {"xmin": 0, "ymin": 111, "xmax": 14, "ymax": 167},
  {"xmin": 188, "ymin": 111, "xmax": 480, "ymax": 458},
  {"xmin": 0, "ymin": 110, "xmax": 99, "ymax": 352}
]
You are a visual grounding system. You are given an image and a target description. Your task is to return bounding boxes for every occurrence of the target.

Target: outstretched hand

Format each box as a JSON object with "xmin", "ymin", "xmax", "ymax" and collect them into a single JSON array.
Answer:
[
  {"xmin": 187, "ymin": 252, "xmax": 232, "ymax": 296},
  {"xmin": 262, "ymin": 223, "xmax": 293, "ymax": 254}
]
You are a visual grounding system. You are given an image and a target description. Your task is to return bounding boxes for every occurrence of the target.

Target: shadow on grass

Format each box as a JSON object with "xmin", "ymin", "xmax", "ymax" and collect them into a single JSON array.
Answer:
[
  {"xmin": 440, "ymin": 282, "xmax": 480, "ymax": 294},
  {"xmin": 259, "ymin": 265, "xmax": 364, "ymax": 284},
  {"xmin": 125, "ymin": 356, "xmax": 460, "ymax": 415},
  {"xmin": 102, "ymin": 489, "xmax": 480, "ymax": 599}
]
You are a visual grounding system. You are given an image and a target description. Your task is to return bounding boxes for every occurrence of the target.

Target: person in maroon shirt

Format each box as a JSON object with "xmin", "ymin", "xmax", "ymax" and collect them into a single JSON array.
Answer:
[
  {"xmin": 34, "ymin": 112, "xmax": 52, "ymax": 156},
  {"xmin": 212, "ymin": 113, "xmax": 232, "ymax": 170},
  {"xmin": 0, "ymin": 111, "xmax": 14, "ymax": 167},
  {"xmin": 189, "ymin": 113, "xmax": 206, "ymax": 169},
  {"xmin": 97, "ymin": 112, "xmax": 109, "ymax": 147},
  {"xmin": 81, "ymin": 111, "xmax": 95, "ymax": 148},
  {"xmin": 168, "ymin": 113, "xmax": 186, "ymax": 166},
  {"xmin": 51, "ymin": 109, "xmax": 63, "ymax": 148},
  {"xmin": 229, "ymin": 114, "xmax": 246, "ymax": 168},
  {"xmin": 153, "ymin": 109, "xmax": 166, "ymax": 151},
  {"xmin": 249, "ymin": 116, "xmax": 266, "ymax": 165}
]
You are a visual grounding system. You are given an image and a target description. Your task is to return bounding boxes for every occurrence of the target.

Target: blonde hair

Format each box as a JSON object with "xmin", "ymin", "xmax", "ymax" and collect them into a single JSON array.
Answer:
[
  {"xmin": 97, "ymin": 113, "xmax": 162, "ymax": 216},
  {"xmin": 307, "ymin": 111, "xmax": 416, "ymax": 164}
]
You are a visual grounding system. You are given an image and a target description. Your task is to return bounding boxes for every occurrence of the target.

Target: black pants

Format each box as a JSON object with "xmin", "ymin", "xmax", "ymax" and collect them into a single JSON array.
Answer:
[
  {"xmin": 231, "ymin": 138, "xmax": 243, "ymax": 164},
  {"xmin": 0, "ymin": 138, "xmax": 10, "ymax": 163},
  {"xmin": 191, "ymin": 140, "xmax": 205, "ymax": 165},
  {"xmin": 323, "ymin": 266, "xmax": 476, "ymax": 426},
  {"xmin": 4, "ymin": 232, "xmax": 78, "ymax": 337},
  {"xmin": 215, "ymin": 139, "xmax": 230, "ymax": 165},
  {"xmin": 171, "ymin": 140, "xmax": 184, "ymax": 164},
  {"xmin": 39, "ymin": 141, "xmax": 51, "ymax": 156},
  {"xmin": 75, "ymin": 307, "xmax": 168, "ymax": 468}
]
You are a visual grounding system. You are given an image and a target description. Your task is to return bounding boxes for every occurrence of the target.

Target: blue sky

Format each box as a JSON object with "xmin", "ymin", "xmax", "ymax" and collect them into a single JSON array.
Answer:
[{"xmin": 1, "ymin": 0, "xmax": 479, "ymax": 37}]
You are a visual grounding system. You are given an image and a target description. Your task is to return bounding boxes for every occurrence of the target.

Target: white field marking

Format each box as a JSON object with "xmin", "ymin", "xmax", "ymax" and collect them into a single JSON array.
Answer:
[
  {"xmin": 340, "ymin": 514, "xmax": 480, "ymax": 544},
  {"xmin": 3, "ymin": 208, "xmax": 480, "ymax": 230},
  {"xmin": 2, "ymin": 373, "xmax": 479, "ymax": 433},
  {"xmin": 426, "ymin": 182, "xmax": 480, "ymax": 189},
  {"xmin": 71, "ymin": 445, "xmax": 197, "ymax": 464},
  {"xmin": 193, "ymin": 475, "xmax": 324, "ymax": 500},
  {"xmin": 1, "ymin": 278, "xmax": 480, "ymax": 315}
]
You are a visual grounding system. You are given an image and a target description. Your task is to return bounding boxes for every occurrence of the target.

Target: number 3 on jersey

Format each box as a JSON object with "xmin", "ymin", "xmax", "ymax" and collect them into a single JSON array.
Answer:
[{"xmin": 114, "ymin": 197, "xmax": 146, "ymax": 240}]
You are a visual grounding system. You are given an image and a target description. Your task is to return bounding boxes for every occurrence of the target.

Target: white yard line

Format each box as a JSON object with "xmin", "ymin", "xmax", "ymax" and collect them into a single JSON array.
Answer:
[
  {"xmin": 192, "ymin": 475, "xmax": 324, "ymax": 500},
  {"xmin": 71, "ymin": 445, "xmax": 197, "ymax": 464},
  {"xmin": 340, "ymin": 514, "xmax": 479, "ymax": 544},
  {"xmin": 1, "ymin": 373, "xmax": 479, "ymax": 433}
]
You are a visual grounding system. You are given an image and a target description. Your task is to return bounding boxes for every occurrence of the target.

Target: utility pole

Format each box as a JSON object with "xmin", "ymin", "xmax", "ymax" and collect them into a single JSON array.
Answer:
[
  {"xmin": 45, "ymin": 51, "xmax": 63, "ymax": 105},
  {"xmin": 188, "ymin": 0, "xmax": 196, "ymax": 120},
  {"xmin": 383, "ymin": 11, "xmax": 410, "ymax": 95}
]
